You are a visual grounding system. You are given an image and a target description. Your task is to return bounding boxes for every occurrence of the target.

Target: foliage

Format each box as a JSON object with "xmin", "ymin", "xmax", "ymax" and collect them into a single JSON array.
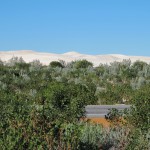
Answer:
[
  {"xmin": 0, "ymin": 57, "xmax": 150, "ymax": 149},
  {"xmin": 105, "ymin": 108, "xmax": 125, "ymax": 126},
  {"xmin": 79, "ymin": 123, "xmax": 131, "ymax": 150},
  {"xmin": 41, "ymin": 81, "xmax": 97, "ymax": 122},
  {"xmin": 49, "ymin": 61, "xmax": 64, "ymax": 68},
  {"xmin": 126, "ymin": 85, "xmax": 150, "ymax": 132},
  {"xmin": 125, "ymin": 128, "xmax": 150, "ymax": 150},
  {"xmin": 73, "ymin": 59, "xmax": 93, "ymax": 69}
]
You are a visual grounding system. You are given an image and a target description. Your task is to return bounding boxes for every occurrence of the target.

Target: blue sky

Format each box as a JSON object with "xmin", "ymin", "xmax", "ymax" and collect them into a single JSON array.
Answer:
[{"xmin": 0, "ymin": 0, "xmax": 150, "ymax": 56}]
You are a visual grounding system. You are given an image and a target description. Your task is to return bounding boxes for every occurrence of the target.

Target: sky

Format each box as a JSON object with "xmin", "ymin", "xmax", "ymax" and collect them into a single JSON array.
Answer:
[{"xmin": 0, "ymin": 0, "xmax": 150, "ymax": 56}]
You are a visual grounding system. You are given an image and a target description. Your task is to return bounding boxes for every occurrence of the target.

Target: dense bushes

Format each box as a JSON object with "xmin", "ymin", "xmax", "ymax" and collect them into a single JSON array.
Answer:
[
  {"xmin": 123, "ymin": 84, "xmax": 150, "ymax": 149},
  {"xmin": 0, "ymin": 58, "xmax": 150, "ymax": 149},
  {"xmin": 127, "ymin": 85, "xmax": 150, "ymax": 132}
]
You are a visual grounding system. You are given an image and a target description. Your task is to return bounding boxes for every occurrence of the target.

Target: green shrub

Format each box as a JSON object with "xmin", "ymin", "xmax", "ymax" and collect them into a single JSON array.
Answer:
[
  {"xmin": 126, "ymin": 85, "xmax": 150, "ymax": 132},
  {"xmin": 49, "ymin": 61, "xmax": 64, "ymax": 68},
  {"xmin": 74, "ymin": 60, "xmax": 93, "ymax": 69},
  {"xmin": 125, "ymin": 129, "xmax": 150, "ymax": 150}
]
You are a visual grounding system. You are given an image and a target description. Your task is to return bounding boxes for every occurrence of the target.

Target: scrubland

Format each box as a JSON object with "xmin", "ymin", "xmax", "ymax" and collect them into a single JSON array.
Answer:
[{"xmin": 0, "ymin": 57, "xmax": 149, "ymax": 149}]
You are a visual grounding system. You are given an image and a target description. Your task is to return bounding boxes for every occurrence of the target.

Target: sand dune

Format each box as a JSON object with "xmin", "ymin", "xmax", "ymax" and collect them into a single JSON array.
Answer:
[{"xmin": 0, "ymin": 50, "xmax": 150, "ymax": 66}]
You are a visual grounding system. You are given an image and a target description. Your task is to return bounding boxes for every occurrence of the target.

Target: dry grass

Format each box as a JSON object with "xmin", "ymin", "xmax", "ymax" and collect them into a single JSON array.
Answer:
[{"xmin": 85, "ymin": 118, "xmax": 110, "ymax": 127}]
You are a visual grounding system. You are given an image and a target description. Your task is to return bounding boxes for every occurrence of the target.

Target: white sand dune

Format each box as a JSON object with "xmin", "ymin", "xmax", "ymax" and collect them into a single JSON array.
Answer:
[{"xmin": 0, "ymin": 50, "xmax": 150, "ymax": 66}]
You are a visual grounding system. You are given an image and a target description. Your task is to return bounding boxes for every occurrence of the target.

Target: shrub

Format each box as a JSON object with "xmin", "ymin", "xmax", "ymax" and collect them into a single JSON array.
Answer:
[
  {"xmin": 74, "ymin": 60, "xmax": 93, "ymax": 69},
  {"xmin": 127, "ymin": 85, "xmax": 150, "ymax": 132},
  {"xmin": 49, "ymin": 61, "xmax": 64, "ymax": 68}
]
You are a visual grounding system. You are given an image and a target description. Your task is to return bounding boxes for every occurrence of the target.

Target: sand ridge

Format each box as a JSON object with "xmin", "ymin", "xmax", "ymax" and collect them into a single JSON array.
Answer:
[{"xmin": 0, "ymin": 50, "xmax": 150, "ymax": 66}]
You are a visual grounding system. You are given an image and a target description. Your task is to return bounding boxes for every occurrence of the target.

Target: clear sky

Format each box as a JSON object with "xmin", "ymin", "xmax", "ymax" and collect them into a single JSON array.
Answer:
[{"xmin": 0, "ymin": 0, "xmax": 150, "ymax": 56}]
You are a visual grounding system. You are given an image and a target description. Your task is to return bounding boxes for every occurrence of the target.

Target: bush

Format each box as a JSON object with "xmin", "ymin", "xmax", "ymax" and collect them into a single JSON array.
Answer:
[
  {"xmin": 127, "ymin": 85, "xmax": 150, "ymax": 132},
  {"xmin": 74, "ymin": 60, "xmax": 93, "ymax": 69},
  {"xmin": 49, "ymin": 61, "xmax": 64, "ymax": 68},
  {"xmin": 125, "ymin": 129, "xmax": 150, "ymax": 150}
]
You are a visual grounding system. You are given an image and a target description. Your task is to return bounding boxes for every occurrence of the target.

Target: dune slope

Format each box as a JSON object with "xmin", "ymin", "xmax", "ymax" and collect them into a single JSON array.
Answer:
[{"xmin": 0, "ymin": 50, "xmax": 150, "ymax": 66}]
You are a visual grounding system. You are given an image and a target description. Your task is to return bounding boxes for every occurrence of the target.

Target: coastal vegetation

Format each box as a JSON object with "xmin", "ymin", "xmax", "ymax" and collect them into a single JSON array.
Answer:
[{"xmin": 0, "ymin": 57, "xmax": 150, "ymax": 149}]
